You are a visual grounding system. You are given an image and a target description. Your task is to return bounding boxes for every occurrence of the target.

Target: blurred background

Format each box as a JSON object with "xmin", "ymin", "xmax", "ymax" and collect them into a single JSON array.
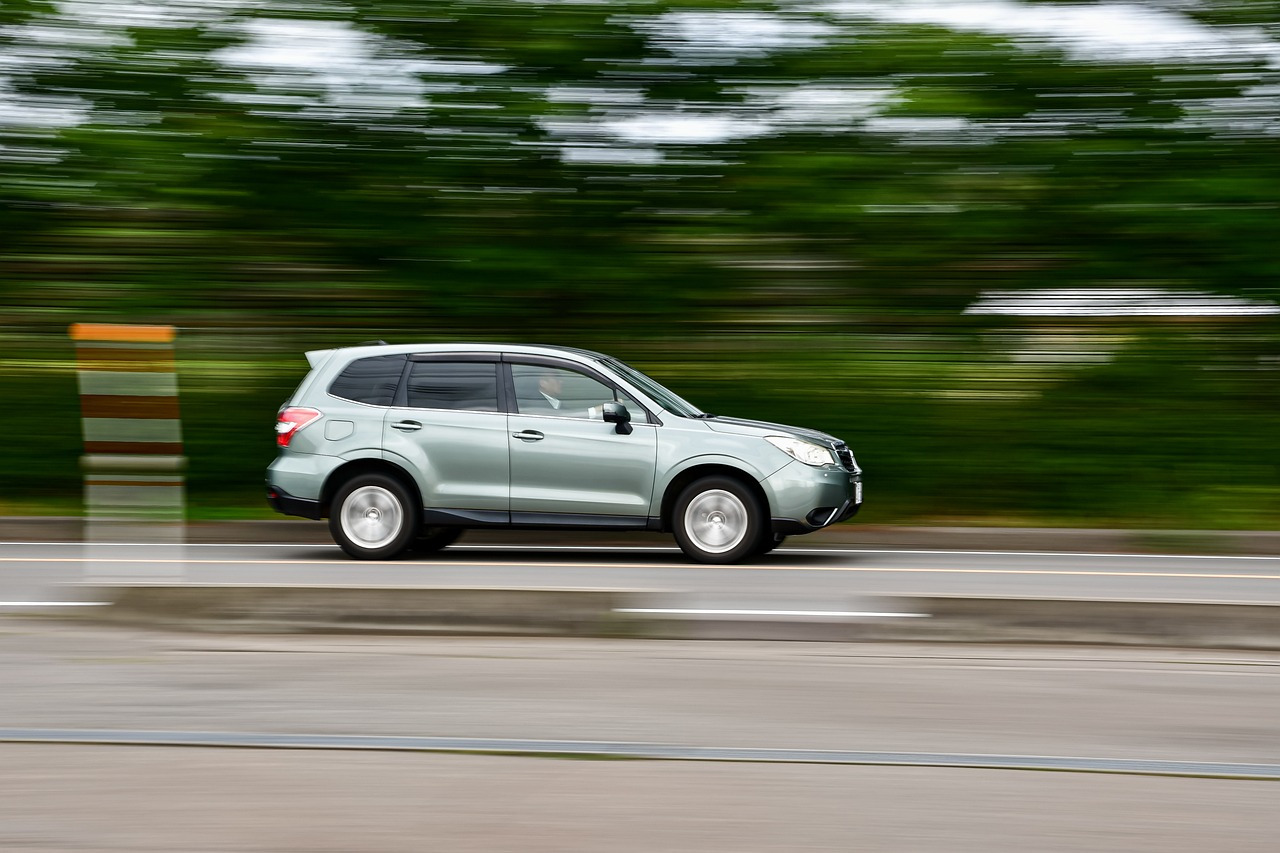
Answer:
[{"xmin": 2, "ymin": 0, "xmax": 1278, "ymax": 530}]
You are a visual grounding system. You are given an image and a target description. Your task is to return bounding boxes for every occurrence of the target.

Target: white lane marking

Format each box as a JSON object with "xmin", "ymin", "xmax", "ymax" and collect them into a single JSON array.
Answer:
[
  {"xmin": 0, "ymin": 542, "xmax": 676, "ymax": 551},
  {"xmin": 0, "ymin": 601, "xmax": 109, "ymax": 607},
  {"xmin": 2, "ymin": 556, "xmax": 1280, "ymax": 581},
  {"xmin": 616, "ymin": 608, "xmax": 929, "ymax": 618},
  {"xmin": 472, "ymin": 544, "xmax": 1280, "ymax": 563},
  {"xmin": 0, "ymin": 542, "xmax": 321, "ymax": 548},
  {"xmin": 2, "ymin": 541, "xmax": 1279, "ymax": 562},
  {"xmin": 787, "ymin": 547, "xmax": 1280, "ymax": 562}
]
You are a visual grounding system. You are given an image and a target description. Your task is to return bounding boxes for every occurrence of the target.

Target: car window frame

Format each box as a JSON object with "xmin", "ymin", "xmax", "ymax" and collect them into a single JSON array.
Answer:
[
  {"xmin": 326, "ymin": 352, "xmax": 410, "ymax": 408},
  {"xmin": 394, "ymin": 352, "xmax": 507, "ymax": 415},
  {"xmin": 501, "ymin": 355, "xmax": 659, "ymax": 425}
]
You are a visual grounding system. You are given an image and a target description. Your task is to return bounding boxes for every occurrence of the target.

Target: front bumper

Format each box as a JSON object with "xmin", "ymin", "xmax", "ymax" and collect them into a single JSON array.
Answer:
[{"xmin": 763, "ymin": 460, "xmax": 862, "ymax": 536}]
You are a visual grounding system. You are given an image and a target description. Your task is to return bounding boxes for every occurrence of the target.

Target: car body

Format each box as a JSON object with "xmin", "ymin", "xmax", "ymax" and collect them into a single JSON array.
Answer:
[{"xmin": 266, "ymin": 343, "xmax": 862, "ymax": 563}]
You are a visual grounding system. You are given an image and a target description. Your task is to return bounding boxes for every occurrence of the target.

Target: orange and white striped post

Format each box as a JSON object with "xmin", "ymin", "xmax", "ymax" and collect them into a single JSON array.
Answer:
[{"xmin": 70, "ymin": 324, "xmax": 185, "ymax": 571}]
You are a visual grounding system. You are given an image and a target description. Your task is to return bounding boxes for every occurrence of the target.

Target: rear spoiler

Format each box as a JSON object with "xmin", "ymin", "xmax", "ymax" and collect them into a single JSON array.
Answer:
[{"xmin": 305, "ymin": 349, "xmax": 336, "ymax": 369}]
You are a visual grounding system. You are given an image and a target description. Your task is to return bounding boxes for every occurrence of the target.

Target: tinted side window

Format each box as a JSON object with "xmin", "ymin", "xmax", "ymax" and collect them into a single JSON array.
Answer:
[
  {"xmin": 406, "ymin": 361, "xmax": 499, "ymax": 412},
  {"xmin": 510, "ymin": 363, "xmax": 650, "ymax": 422},
  {"xmin": 328, "ymin": 354, "xmax": 406, "ymax": 406}
]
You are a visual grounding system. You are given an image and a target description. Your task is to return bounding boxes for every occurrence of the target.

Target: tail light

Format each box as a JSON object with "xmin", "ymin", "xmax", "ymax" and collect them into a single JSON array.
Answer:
[{"xmin": 276, "ymin": 407, "xmax": 322, "ymax": 447}]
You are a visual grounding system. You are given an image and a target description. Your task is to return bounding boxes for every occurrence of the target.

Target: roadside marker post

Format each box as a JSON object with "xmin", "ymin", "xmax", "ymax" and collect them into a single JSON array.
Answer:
[{"xmin": 70, "ymin": 323, "xmax": 186, "ymax": 581}]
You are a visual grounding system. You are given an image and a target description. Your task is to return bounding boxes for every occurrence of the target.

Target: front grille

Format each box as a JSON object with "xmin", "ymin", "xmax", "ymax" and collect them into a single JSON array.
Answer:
[{"xmin": 833, "ymin": 445, "xmax": 855, "ymax": 470}]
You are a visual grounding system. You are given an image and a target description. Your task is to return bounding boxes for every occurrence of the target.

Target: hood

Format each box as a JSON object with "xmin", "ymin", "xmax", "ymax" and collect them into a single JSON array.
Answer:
[{"xmin": 702, "ymin": 415, "xmax": 842, "ymax": 446}]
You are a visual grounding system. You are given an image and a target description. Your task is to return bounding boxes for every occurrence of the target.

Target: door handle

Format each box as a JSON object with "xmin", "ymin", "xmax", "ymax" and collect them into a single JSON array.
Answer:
[
  {"xmin": 511, "ymin": 430, "xmax": 544, "ymax": 441},
  {"xmin": 391, "ymin": 420, "xmax": 423, "ymax": 432}
]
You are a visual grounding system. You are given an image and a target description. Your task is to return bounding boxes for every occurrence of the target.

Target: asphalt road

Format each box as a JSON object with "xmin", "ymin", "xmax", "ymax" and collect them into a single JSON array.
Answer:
[
  {"xmin": 3, "ymin": 624, "xmax": 1279, "ymax": 762},
  {"xmin": 4, "ymin": 747, "xmax": 1276, "ymax": 852},
  {"xmin": 0, "ymin": 624, "xmax": 1277, "ymax": 851},
  {"xmin": 3, "ymin": 539, "xmax": 1280, "ymax": 609}
]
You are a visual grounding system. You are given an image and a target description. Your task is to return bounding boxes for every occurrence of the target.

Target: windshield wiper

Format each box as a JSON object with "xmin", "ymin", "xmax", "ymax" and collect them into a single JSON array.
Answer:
[{"xmin": 690, "ymin": 413, "xmax": 717, "ymax": 419}]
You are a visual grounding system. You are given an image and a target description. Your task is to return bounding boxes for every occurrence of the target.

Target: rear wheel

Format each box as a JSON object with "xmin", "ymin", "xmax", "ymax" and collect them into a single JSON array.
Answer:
[
  {"xmin": 411, "ymin": 526, "xmax": 462, "ymax": 553},
  {"xmin": 672, "ymin": 476, "xmax": 767, "ymax": 564},
  {"xmin": 329, "ymin": 474, "xmax": 418, "ymax": 560}
]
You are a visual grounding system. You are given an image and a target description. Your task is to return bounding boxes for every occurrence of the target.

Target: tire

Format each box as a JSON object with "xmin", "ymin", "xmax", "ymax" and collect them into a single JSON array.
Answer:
[
  {"xmin": 328, "ymin": 474, "xmax": 418, "ymax": 560},
  {"xmin": 672, "ymin": 476, "xmax": 768, "ymax": 564},
  {"xmin": 411, "ymin": 526, "xmax": 462, "ymax": 553},
  {"xmin": 755, "ymin": 533, "xmax": 787, "ymax": 556}
]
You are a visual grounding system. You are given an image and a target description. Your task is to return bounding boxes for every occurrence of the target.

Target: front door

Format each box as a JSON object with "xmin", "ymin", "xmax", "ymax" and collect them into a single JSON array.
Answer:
[{"xmin": 506, "ymin": 361, "xmax": 657, "ymax": 522}]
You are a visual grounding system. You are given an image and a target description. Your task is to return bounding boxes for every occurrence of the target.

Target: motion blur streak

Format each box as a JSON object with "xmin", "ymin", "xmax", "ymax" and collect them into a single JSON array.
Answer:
[
  {"xmin": 2, "ymin": 5, "xmax": 1278, "ymax": 851},
  {"xmin": 0, "ymin": 0, "xmax": 1276, "ymax": 532}
]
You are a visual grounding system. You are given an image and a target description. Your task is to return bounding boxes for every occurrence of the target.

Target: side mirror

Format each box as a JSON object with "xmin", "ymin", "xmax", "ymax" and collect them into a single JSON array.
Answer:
[{"xmin": 601, "ymin": 401, "xmax": 633, "ymax": 435}]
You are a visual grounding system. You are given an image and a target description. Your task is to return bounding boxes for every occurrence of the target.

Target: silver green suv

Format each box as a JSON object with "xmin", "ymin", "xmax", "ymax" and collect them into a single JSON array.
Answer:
[{"xmin": 267, "ymin": 343, "xmax": 862, "ymax": 563}]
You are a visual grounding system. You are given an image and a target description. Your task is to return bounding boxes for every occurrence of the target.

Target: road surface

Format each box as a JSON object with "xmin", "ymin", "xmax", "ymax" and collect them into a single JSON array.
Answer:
[
  {"xmin": 0, "ymin": 622, "xmax": 1277, "ymax": 851},
  {"xmin": 3, "ymin": 539, "xmax": 1280, "ymax": 609}
]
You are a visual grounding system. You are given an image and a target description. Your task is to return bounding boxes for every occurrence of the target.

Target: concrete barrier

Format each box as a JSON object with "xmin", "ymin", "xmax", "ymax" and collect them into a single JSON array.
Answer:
[
  {"xmin": 643, "ymin": 596, "xmax": 1280, "ymax": 648},
  {"xmin": 903, "ymin": 596, "xmax": 1280, "ymax": 649},
  {"xmin": 60, "ymin": 584, "xmax": 1280, "ymax": 649},
  {"xmin": 86, "ymin": 584, "xmax": 647, "ymax": 636}
]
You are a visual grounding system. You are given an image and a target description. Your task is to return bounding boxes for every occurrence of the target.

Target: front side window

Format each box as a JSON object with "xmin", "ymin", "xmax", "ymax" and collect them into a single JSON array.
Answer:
[
  {"xmin": 511, "ymin": 363, "xmax": 646, "ymax": 421},
  {"xmin": 328, "ymin": 354, "xmax": 407, "ymax": 406},
  {"xmin": 405, "ymin": 361, "xmax": 499, "ymax": 412}
]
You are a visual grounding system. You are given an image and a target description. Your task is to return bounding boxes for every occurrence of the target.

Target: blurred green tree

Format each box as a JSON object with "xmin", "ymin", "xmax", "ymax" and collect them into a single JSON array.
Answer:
[{"xmin": 0, "ymin": 0, "xmax": 1276, "ymax": 526}]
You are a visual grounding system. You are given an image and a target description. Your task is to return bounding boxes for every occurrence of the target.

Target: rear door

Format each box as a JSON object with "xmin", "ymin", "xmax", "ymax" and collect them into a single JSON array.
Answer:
[
  {"xmin": 505, "ymin": 358, "xmax": 657, "ymax": 523},
  {"xmin": 381, "ymin": 354, "xmax": 509, "ymax": 523}
]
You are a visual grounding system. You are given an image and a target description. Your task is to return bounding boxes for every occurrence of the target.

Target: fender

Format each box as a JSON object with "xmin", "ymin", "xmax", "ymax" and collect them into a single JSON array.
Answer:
[
  {"xmin": 315, "ymin": 446, "xmax": 402, "ymax": 503},
  {"xmin": 378, "ymin": 446, "xmax": 432, "ymax": 503},
  {"xmin": 648, "ymin": 452, "xmax": 784, "ymax": 519}
]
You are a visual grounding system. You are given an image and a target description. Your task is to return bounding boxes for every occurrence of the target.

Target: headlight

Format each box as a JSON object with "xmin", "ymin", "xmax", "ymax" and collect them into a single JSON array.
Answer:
[{"xmin": 764, "ymin": 435, "xmax": 837, "ymax": 468}]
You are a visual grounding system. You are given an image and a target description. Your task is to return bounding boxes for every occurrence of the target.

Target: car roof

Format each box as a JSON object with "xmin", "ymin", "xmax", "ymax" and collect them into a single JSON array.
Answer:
[{"xmin": 312, "ymin": 342, "xmax": 613, "ymax": 363}]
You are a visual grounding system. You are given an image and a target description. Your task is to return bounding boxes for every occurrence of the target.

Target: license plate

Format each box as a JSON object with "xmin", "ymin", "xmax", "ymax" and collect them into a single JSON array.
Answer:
[{"xmin": 854, "ymin": 481, "xmax": 863, "ymax": 503}]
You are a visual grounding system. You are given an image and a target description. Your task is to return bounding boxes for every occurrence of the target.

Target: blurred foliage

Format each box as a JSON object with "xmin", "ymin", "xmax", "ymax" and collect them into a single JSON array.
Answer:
[{"xmin": 1, "ymin": 0, "xmax": 1278, "ymax": 527}]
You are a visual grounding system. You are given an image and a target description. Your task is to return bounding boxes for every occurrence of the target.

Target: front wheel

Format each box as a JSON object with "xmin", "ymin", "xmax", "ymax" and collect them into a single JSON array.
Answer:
[
  {"xmin": 329, "ymin": 474, "xmax": 418, "ymax": 560},
  {"xmin": 672, "ymin": 476, "xmax": 768, "ymax": 564},
  {"xmin": 755, "ymin": 533, "xmax": 787, "ymax": 556}
]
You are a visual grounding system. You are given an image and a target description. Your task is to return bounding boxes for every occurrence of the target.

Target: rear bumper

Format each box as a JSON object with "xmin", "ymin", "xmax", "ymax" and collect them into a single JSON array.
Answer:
[
  {"xmin": 266, "ymin": 451, "xmax": 345, "ymax": 519},
  {"xmin": 266, "ymin": 486, "xmax": 323, "ymax": 520}
]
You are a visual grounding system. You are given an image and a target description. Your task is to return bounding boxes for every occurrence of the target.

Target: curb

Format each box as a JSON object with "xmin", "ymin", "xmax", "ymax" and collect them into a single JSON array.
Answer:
[{"xmin": 57, "ymin": 584, "xmax": 1280, "ymax": 649}]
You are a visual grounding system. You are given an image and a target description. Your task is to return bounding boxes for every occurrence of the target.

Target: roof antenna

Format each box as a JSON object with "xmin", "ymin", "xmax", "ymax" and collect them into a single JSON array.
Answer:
[{"xmin": 356, "ymin": 339, "xmax": 389, "ymax": 346}]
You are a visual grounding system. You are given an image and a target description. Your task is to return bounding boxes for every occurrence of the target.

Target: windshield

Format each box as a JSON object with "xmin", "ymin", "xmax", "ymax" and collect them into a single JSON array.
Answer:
[{"xmin": 599, "ymin": 357, "xmax": 703, "ymax": 418}]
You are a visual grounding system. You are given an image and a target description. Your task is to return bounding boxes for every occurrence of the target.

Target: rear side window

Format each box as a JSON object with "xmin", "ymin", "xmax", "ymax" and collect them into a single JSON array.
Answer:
[
  {"xmin": 328, "ymin": 354, "xmax": 407, "ymax": 406},
  {"xmin": 406, "ymin": 361, "xmax": 499, "ymax": 412}
]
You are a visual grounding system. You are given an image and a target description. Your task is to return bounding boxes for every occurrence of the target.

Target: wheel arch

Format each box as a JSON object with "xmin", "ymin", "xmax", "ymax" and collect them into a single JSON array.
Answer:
[
  {"xmin": 658, "ymin": 462, "xmax": 769, "ymax": 534},
  {"xmin": 320, "ymin": 458, "xmax": 424, "ymax": 518}
]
